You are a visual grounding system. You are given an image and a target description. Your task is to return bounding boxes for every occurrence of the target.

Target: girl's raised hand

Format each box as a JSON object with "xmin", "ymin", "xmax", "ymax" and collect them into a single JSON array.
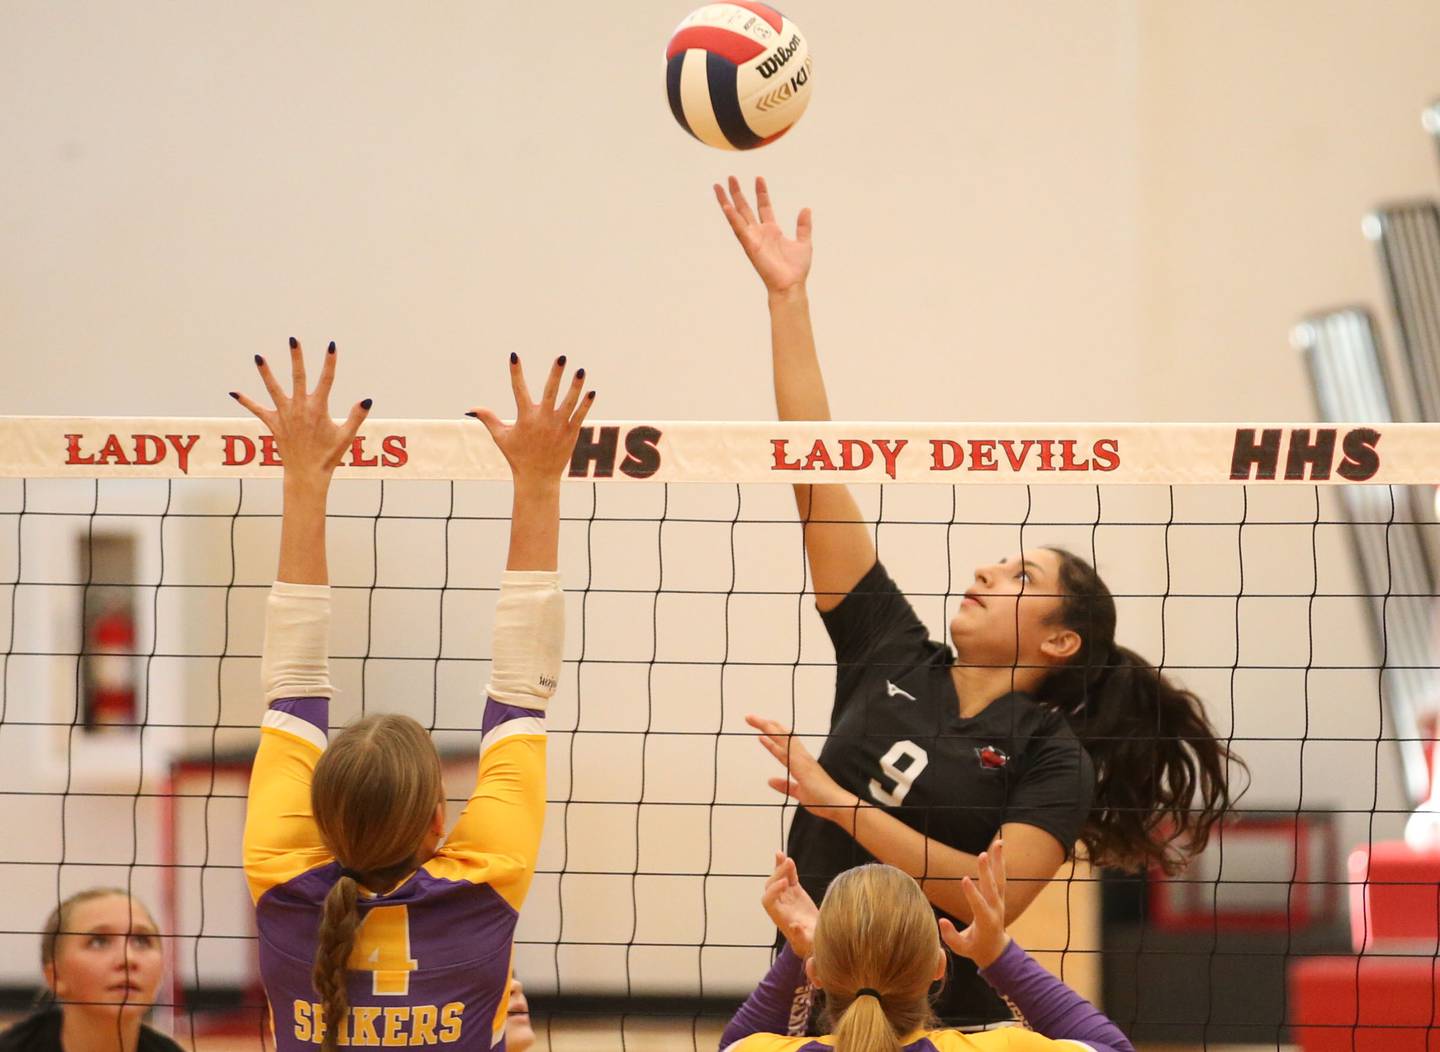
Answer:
[
  {"xmin": 231, "ymin": 338, "xmax": 370, "ymax": 482},
  {"xmin": 469, "ymin": 355, "xmax": 595, "ymax": 484},
  {"xmin": 938, "ymin": 840, "xmax": 1011, "ymax": 970},
  {"xmin": 761, "ymin": 851, "xmax": 818, "ymax": 958},
  {"xmin": 714, "ymin": 176, "xmax": 812, "ymax": 294},
  {"xmin": 746, "ymin": 714, "xmax": 858, "ymax": 825}
]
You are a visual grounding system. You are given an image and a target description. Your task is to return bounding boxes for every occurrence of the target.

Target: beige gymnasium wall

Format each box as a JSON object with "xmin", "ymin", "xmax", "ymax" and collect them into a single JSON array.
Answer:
[{"xmin": 1, "ymin": 0, "xmax": 1438, "ymax": 1000}]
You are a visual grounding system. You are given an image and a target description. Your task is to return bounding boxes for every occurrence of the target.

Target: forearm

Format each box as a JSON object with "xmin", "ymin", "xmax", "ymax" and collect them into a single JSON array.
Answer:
[
  {"xmin": 506, "ymin": 477, "xmax": 561, "ymax": 572},
  {"xmin": 277, "ymin": 474, "xmax": 330, "ymax": 586},
  {"xmin": 260, "ymin": 583, "xmax": 334, "ymax": 707},
  {"xmin": 837, "ymin": 802, "xmax": 979, "ymax": 920},
  {"xmin": 246, "ymin": 580, "xmax": 333, "ymax": 899},
  {"xmin": 980, "ymin": 941, "xmax": 1133, "ymax": 1052},
  {"xmin": 768, "ymin": 287, "xmax": 829, "ymax": 423},
  {"xmin": 767, "ymin": 287, "xmax": 872, "ymax": 599},
  {"xmin": 719, "ymin": 944, "xmax": 808, "ymax": 1051}
]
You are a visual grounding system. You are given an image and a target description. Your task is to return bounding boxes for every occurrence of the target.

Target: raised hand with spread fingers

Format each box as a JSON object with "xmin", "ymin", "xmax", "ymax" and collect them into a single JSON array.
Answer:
[
  {"xmin": 938, "ymin": 840, "xmax": 1010, "ymax": 970},
  {"xmin": 714, "ymin": 175, "xmax": 813, "ymax": 295},
  {"xmin": 746, "ymin": 713, "xmax": 858, "ymax": 826},
  {"xmin": 761, "ymin": 851, "xmax": 819, "ymax": 958},
  {"xmin": 231, "ymin": 337, "xmax": 370, "ymax": 586},
  {"xmin": 466, "ymin": 354, "xmax": 595, "ymax": 574}
]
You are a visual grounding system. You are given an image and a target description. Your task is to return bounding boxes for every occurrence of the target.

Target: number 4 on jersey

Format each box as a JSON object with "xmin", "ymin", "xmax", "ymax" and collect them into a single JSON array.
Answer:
[
  {"xmin": 348, "ymin": 904, "xmax": 419, "ymax": 995},
  {"xmin": 868, "ymin": 740, "xmax": 930, "ymax": 807}
]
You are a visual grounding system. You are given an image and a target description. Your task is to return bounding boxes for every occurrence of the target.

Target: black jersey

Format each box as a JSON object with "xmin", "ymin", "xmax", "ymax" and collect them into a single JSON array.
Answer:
[
  {"xmin": 784, "ymin": 561, "xmax": 1095, "ymax": 1028},
  {"xmin": 0, "ymin": 1009, "xmax": 185, "ymax": 1052}
]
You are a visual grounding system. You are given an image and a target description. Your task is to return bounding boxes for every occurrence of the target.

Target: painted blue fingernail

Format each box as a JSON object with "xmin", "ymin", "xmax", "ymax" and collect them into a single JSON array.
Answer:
[
  {"xmin": 576, "ymin": 368, "xmax": 585, "ymax": 379},
  {"xmin": 587, "ymin": 390, "xmax": 596, "ymax": 399},
  {"xmin": 465, "ymin": 411, "xmax": 479, "ymax": 419},
  {"xmin": 361, "ymin": 398, "xmax": 373, "ymax": 410},
  {"xmin": 509, "ymin": 352, "xmax": 518, "ymax": 364},
  {"xmin": 254, "ymin": 354, "xmax": 264, "ymax": 366},
  {"xmin": 557, "ymin": 355, "xmax": 567, "ymax": 366},
  {"xmin": 328, "ymin": 341, "xmax": 336, "ymax": 354},
  {"xmin": 228, "ymin": 391, "xmax": 239, "ymax": 400},
  {"xmin": 288, "ymin": 337, "xmax": 297, "ymax": 350}
]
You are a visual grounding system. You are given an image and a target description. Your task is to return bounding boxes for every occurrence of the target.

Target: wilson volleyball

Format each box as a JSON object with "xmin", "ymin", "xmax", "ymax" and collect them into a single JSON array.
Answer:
[{"xmin": 665, "ymin": 3, "xmax": 813, "ymax": 150}]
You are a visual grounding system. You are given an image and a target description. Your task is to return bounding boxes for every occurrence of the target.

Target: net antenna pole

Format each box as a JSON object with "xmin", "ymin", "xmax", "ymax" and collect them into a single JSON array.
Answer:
[{"xmin": 1293, "ymin": 309, "xmax": 1438, "ymax": 810}]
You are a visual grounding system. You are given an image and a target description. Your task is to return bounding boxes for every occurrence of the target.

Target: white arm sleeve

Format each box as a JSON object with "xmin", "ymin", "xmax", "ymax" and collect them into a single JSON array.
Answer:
[
  {"xmin": 486, "ymin": 570, "xmax": 563, "ymax": 711},
  {"xmin": 261, "ymin": 581, "xmax": 335, "ymax": 703}
]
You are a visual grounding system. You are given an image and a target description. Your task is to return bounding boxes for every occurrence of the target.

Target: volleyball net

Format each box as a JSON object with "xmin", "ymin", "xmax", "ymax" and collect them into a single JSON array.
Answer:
[{"xmin": 1, "ymin": 415, "xmax": 1437, "ymax": 1043}]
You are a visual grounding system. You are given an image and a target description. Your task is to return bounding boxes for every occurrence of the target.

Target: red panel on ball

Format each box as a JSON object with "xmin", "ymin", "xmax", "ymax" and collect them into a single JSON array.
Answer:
[
  {"xmin": 758, "ymin": 124, "xmax": 793, "ymax": 147},
  {"xmin": 666, "ymin": 26, "xmax": 766, "ymax": 63}
]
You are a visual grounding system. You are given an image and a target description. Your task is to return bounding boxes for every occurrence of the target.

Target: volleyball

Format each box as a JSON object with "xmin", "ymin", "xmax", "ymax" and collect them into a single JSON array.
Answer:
[{"xmin": 665, "ymin": 2, "xmax": 813, "ymax": 150}]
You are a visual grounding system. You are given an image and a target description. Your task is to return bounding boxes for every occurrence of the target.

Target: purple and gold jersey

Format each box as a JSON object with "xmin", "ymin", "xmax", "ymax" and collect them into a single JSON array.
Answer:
[{"xmin": 243, "ymin": 692, "xmax": 545, "ymax": 1052}]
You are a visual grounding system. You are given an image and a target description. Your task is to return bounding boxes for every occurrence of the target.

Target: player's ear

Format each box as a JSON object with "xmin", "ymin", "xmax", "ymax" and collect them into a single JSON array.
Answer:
[
  {"xmin": 803, "ymin": 955, "xmax": 823, "ymax": 990},
  {"xmin": 1040, "ymin": 625, "xmax": 1081, "ymax": 663}
]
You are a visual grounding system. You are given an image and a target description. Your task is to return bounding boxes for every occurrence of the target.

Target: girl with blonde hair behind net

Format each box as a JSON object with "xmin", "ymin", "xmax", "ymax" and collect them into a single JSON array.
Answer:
[{"xmin": 720, "ymin": 842, "xmax": 1133, "ymax": 1052}]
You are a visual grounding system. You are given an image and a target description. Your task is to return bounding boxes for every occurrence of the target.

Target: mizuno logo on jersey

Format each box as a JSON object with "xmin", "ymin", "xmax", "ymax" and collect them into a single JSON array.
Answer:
[
  {"xmin": 886, "ymin": 681, "xmax": 916, "ymax": 701},
  {"xmin": 976, "ymin": 745, "xmax": 1010, "ymax": 770}
]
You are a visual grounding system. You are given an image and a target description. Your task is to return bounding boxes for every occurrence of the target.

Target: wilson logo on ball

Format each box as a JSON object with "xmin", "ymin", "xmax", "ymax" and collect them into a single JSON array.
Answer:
[
  {"xmin": 665, "ymin": 2, "xmax": 814, "ymax": 151},
  {"xmin": 755, "ymin": 33, "xmax": 802, "ymax": 78}
]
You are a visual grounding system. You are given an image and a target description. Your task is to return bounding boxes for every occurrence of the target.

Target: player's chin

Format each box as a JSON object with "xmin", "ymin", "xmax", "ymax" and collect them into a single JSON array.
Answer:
[
  {"xmin": 506, "ymin": 1019, "xmax": 536, "ymax": 1052},
  {"xmin": 947, "ymin": 612, "xmax": 975, "ymax": 645}
]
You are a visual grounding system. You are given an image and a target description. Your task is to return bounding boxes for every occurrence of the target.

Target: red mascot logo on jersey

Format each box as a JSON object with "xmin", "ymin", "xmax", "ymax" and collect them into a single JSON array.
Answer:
[{"xmin": 975, "ymin": 745, "xmax": 1009, "ymax": 770}]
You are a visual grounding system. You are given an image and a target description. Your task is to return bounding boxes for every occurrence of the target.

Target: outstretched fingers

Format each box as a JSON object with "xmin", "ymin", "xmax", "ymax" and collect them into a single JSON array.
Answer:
[
  {"xmin": 755, "ymin": 176, "xmax": 775, "ymax": 224},
  {"xmin": 796, "ymin": 207, "xmax": 813, "ymax": 243},
  {"xmin": 961, "ymin": 874, "xmax": 987, "ymax": 917},
  {"xmin": 255, "ymin": 353, "xmax": 286, "ymax": 407},
  {"xmin": 981, "ymin": 840, "xmax": 1006, "ymax": 901},
  {"xmin": 768, "ymin": 775, "xmax": 801, "ymax": 800},
  {"xmin": 314, "ymin": 341, "xmax": 338, "ymax": 403},
  {"xmin": 569, "ymin": 388, "xmax": 597, "ymax": 433},
  {"xmin": 540, "ymin": 356, "xmax": 567, "ymax": 409},
  {"xmin": 745, "ymin": 713, "xmax": 788, "ymax": 737},
  {"xmin": 715, "ymin": 183, "xmax": 751, "ymax": 242},
  {"xmin": 558, "ymin": 367, "xmax": 586, "ymax": 420},
  {"xmin": 288, "ymin": 337, "xmax": 307, "ymax": 396},
  {"xmin": 329, "ymin": 399, "xmax": 372, "ymax": 467},
  {"xmin": 230, "ymin": 390, "xmax": 274, "ymax": 428},
  {"xmin": 468, "ymin": 407, "xmax": 507, "ymax": 447},
  {"xmin": 727, "ymin": 175, "xmax": 758, "ymax": 226},
  {"xmin": 508, "ymin": 353, "xmax": 533, "ymax": 412}
]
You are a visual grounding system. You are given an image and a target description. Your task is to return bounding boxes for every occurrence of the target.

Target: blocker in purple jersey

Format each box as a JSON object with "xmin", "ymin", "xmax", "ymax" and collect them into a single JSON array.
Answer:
[{"xmin": 665, "ymin": 2, "xmax": 813, "ymax": 150}]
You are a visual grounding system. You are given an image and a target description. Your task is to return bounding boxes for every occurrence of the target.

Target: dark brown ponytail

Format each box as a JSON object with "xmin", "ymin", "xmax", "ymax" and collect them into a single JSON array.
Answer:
[{"xmin": 1035, "ymin": 548, "xmax": 1247, "ymax": 874}]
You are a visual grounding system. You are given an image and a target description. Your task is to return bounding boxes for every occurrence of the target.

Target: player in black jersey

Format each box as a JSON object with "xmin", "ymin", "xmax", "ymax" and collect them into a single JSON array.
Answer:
[{"xmin": 714, "ymin": 177, "xmax": 1242, "ymax": 1029}]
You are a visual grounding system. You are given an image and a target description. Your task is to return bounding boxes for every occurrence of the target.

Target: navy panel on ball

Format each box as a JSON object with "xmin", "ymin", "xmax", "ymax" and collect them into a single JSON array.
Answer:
[
  {"xmin": 705, "ymin": 52, "xmax": 763, "ymax": 150},
  {"xmin": 666, "ymin": 53, "xmax": 697, "ymax": 142}
]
